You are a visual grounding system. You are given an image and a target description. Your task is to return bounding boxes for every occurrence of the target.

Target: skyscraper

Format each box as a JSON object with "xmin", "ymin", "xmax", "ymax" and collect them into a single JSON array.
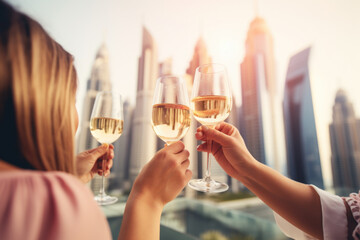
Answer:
[
  {"xmin": 184, "ymin": 37, "xmax": 211, "ymax": 185},
  {"xmin": 77, "ymin": 43, "xmax": 112, "ymax": 154},
  {"xmin": 159, "ymin": 58, "xmax": 172, "ymax": 77},
  {"xmin": 156, "ymin": 58, "xmax": 173, "ymax": 151},
  {"xmin": 108, "ymin": 99, "xmax": 134, "ymax": 192},
  {"xmin": 240, "ymin": 17, "xmax": 279, "ymax": 170},
  {"xmin": 184, "ymin": 36, "xmax": 211, "ymax": 186},
  {"xmin": 129, "ymin": 27, "xmax": 158, "ymax": 181},
  {"xmin": 184, "ymin": 37, "xmax": 229, "ymax": 192},
  {"xmin": 283, "ymin": 47, "xmax": 324, "ymax": 188},
  {"xmin": 76, "ymin": 43, "xmax": 112, "ymax": 193},
  {"xmin": 226, "ymin": 95, "xmax": 241, "ymax": 192},
  {"xmin": 329, "ymin": 89, "xmax": 360, "ymax": 195}
]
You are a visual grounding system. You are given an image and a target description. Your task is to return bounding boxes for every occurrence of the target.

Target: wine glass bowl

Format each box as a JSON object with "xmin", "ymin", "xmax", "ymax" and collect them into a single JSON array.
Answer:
[
  {"xmin": 151, "ymin": 76, "xmax": 190, "ymax": 145},
  {"xmin": 90, "ymin": 91, "xmax": 123, "ymax": 205},
  {"xmin": 188, "ymin": 63, "xmax": 232, "ymax": 193},
  {"xmin": 191, "ymin": 95, "xmax": 231, "ymax": 126},
  {"xmin": 90, "ymin": 117, "xmax": 123, "ymax": 144}
]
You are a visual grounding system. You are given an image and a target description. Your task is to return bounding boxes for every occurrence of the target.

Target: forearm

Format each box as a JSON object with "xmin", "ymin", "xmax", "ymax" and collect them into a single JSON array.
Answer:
[
  {"xmin": 238, "ymin": 159, "xmax": 323, "ymax": 239},
  {"xmin": 118, "ymin": 192, "xmax": 163, "ymax": 240}
]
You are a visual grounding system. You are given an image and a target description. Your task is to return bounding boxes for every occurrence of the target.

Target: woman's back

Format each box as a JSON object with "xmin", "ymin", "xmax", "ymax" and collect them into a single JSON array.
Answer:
[{"xmin": 0, "ymin": 170, "xmax": 111, "ymax": 240}]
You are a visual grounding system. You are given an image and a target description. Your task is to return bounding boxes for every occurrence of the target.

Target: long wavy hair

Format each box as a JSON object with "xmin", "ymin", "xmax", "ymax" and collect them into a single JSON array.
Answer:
[{"xmin": 0, "ymin": 1, "xmax": 77, "ymax": 174}]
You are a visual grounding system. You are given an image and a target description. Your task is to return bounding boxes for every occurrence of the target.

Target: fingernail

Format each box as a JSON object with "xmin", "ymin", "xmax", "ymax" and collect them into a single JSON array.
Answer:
[
  {"xmin": 196, "ymin": 132, "xmax": 203, "ymax": 137},
  {"xmin": 102, "ymin": 143, "xmax": 108, "ymax": 149}
]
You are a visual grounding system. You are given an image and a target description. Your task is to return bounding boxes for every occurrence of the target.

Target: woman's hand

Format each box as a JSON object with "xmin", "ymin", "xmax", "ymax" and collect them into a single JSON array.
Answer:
[
  {"xmin": 76, "ymin": 144, "xmax": 114, "ymax": 183},
  {"xmin": 195, "ymin": 122, "xmax": 256, "ymax": 181},
  {"xmin": 131, "ymin": 141, "xmax": 192, "ymax": 208},
  {"xmin": 119, "ymin": 141, "xmax": 192, "ymax": 240}
]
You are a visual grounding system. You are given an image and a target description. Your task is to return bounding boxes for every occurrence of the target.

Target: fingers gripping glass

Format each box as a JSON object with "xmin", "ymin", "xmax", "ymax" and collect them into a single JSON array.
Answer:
[
  {"xmin": 151, "ymin": 76, "xmax": 191, "ymax": 145},
  {"xmin": 90, "ymin": 91, "xmax": 123, "ymax": 205},
  {"xmin": 188, "ymin": 63, "xmax": 232, "ymax": 193}
]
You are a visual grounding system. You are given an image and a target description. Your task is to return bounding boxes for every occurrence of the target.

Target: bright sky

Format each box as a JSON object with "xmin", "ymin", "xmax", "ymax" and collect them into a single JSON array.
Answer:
[{"xmin": 7, "ymin": 0, "xmax": 360, "ymax": 189}]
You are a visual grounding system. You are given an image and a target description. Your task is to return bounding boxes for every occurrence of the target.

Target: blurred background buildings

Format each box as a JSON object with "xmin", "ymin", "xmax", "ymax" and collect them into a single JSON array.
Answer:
[
  {"xmin": 78, "ymin": 17, "xmax": 333, "ymax": 195},
  {"xmin": 74, "ymin": 11, "xmax": 360, "ymax": 197}
]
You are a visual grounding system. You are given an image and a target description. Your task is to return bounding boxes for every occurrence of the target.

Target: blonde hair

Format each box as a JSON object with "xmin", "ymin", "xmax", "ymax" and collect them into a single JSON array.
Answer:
[{"xmin": 0, "ymin": 2, "xmax": 77, "ymax": 174}]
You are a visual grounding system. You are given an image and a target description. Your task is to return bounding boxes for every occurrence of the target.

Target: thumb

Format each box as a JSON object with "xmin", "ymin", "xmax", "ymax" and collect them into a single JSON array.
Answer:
[{"xmin": 202, "ymin": 126, "xmax": 233, "ymax": 146}]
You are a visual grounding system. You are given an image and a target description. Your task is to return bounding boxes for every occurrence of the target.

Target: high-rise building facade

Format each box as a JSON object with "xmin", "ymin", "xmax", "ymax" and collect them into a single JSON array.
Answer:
[
  {"xmin": 129, "ymin": 27, "xmax": 158, "ymax": 181},
  {"xmin": 329, "ymin": 89, "xmax": 360, "ymax": 195},
  {"xmin": 156, "ymin": 58, "xmax": 173, "ymax": 151},
  {"xmin": 240, "ymin": 17, "xmax": 279, "ymax": 170},
  {"xmin": 283, "ymin": 47, "xmax": 324, "ymax": 188},
  {"xmin": 159, "ymin": 58, "xmax": 172, "ymax": 77},
  {"xmin": 77, "ymin": 43, "xmax": 112, "ymax": 153},
  {"xmin": 226, "ymin": 95, "xmax": 241, "ymax": 192},
  {"xmin": 109, "ymin": 99, "xmax": 134, "ymax": 192},
  {"xmin": 184, "ymin": 37, "xmax": 211, "ymax": 185},
  {"xmin": 184, "ymin": 37, "xmax": 229, "ymax": 191},
  {"xmin": 76, "ymin": 43, "xmax": 112, "ymax": 193}
]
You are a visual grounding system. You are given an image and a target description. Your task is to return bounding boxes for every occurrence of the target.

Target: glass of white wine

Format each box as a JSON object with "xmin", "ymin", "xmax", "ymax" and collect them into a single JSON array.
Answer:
[
  {"xmin": 188, "ymin": 63, "xmax": 232, "ymax": 193},
  {"xmin": 151, "ymin": 76, "xmax": 191, "ymax": 145},
  {"xmin": 90, "ymin": 91, "xmax": 123, "ymax": 205}
]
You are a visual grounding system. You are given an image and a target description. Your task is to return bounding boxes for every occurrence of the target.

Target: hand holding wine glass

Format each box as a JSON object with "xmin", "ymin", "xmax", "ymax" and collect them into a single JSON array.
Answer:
[
  {"xmin": 188, "ymin": 63, "xmax": 232, "ymax": 193},
  {"xmin": 151, "ymin": 76, "xmax": 191, "ymax": 145},
  {"xmin": 76, "ymin": 144, "xmax": 115, "ymax": 183},
  {"xmin": 90, "ymin": 91, "xmax": 123, "ymax": 205}
]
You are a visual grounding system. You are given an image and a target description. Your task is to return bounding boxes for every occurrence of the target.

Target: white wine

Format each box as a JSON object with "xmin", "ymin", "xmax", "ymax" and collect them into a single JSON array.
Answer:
[
  {"xmin": 191, "ymin": 95, "xmax": 231, "ymax": 126},
  {"xmin": 152, "ymin": 103, "xmax": 191, "ymax": 144},
  {"xmin": 90, "ymin": 117, "xmax": 123, "ymax": 144}
]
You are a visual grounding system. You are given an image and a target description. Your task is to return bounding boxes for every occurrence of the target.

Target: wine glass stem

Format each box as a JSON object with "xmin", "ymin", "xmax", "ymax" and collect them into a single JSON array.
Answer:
[
  {"xmin": 205, "ymin": 139, "xmax": 212, "ymax": 181},
  {"xmin": 99, "ymin": 152, "xmax": 107, "ymax": 197}
]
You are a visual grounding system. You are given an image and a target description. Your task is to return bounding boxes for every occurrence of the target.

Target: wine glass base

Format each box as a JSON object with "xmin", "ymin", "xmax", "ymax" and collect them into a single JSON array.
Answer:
[
  {"xmin": 94, "ymin": 194, "xmax": 118, "ymax": 206},
  {"xmin": 188, "ymin": 178, "xmax": 229, "ymax": 193}
]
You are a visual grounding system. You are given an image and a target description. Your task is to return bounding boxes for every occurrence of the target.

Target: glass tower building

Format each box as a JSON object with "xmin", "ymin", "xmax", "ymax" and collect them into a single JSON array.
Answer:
[
  {"xmin": 283, "ymin": 47, "xmax": 324, "ymax": 188},
  {"xmin": 329, "ymin": 89, "xmax": 360, "ymax": 195},
  {"xmin": 240, "ymin": 17, "xmax": 279, "ymax": 170}
]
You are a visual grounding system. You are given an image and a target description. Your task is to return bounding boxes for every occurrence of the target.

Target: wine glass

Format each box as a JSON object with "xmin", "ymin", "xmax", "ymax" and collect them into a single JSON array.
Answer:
[
  {"xmin": 188, "ymin": 63, "xmax": 232, "ymax": 193},
  {"xmin": 151, "ymin": 76, "xmax": 191, "ymax": 145},
  {"xmin": 90, "ymin": 91, "xmax": 123, "ymax": 205}
]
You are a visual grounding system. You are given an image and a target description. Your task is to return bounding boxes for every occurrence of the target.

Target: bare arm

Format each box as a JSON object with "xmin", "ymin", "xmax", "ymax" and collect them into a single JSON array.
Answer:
[
  {"xmin": 118, "ymin": 142, "xmax": 192, "ymax": 240},
  {"xmin": 196, "ymin": 123, "xmax": 323, "ymax": 239},
  {"xmin": 240, "ymin": 160, "xmax": 322, "ymax": 239},
  {"xmin": 118, "ymin": 192, "xmax": 163, "ymax": 240}
]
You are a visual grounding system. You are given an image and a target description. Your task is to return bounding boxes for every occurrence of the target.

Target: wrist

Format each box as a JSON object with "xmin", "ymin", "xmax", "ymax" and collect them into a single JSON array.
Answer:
[
  {"xmin": 78, "ymin": 174, "xmax": 91, "ymax": 184},
  {"xmin": 129, "ymin": 182, "xmax": 165, "ymax": 213},
  {"xmin": 235, "ymin": 154, "xmax": 261, "ymax": 183}
]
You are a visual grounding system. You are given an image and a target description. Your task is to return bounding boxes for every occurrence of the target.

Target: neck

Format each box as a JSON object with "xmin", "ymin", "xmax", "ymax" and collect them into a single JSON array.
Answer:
[{"xmin": 0, "ymin": 160, "xmax": 20, "ymax": 172}]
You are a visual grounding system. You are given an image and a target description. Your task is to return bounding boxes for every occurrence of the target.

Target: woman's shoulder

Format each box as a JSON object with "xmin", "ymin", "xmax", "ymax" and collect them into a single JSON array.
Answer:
[
  {"xmin": 0, "ymin": 170, "xmax": 92, "ymax": 203},
  {"xmin": 0, "ymin": 170, "xmax": 112, "ymax": 240}
]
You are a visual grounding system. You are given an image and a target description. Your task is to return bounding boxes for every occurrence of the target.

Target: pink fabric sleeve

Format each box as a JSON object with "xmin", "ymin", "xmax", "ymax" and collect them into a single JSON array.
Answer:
[
  {"xmin": 274, "ymin": 185, "xmax": 347, "ymax": 240},
  {"xmin": 0, "ymin": 171, "xmax": 112, "ymax": 240}
]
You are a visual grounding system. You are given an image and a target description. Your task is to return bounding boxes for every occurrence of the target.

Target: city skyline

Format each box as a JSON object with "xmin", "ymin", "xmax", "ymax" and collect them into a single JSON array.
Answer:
[{"xmin": 7, "ymin": 0, "xmax": 360, "ymax": 188}]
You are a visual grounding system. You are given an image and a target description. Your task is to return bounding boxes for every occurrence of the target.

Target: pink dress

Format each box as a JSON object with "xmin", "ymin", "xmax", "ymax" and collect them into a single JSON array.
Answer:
[{"xmin": 0, "ymin": 170, "xmax": 112, "ymax": 240}]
